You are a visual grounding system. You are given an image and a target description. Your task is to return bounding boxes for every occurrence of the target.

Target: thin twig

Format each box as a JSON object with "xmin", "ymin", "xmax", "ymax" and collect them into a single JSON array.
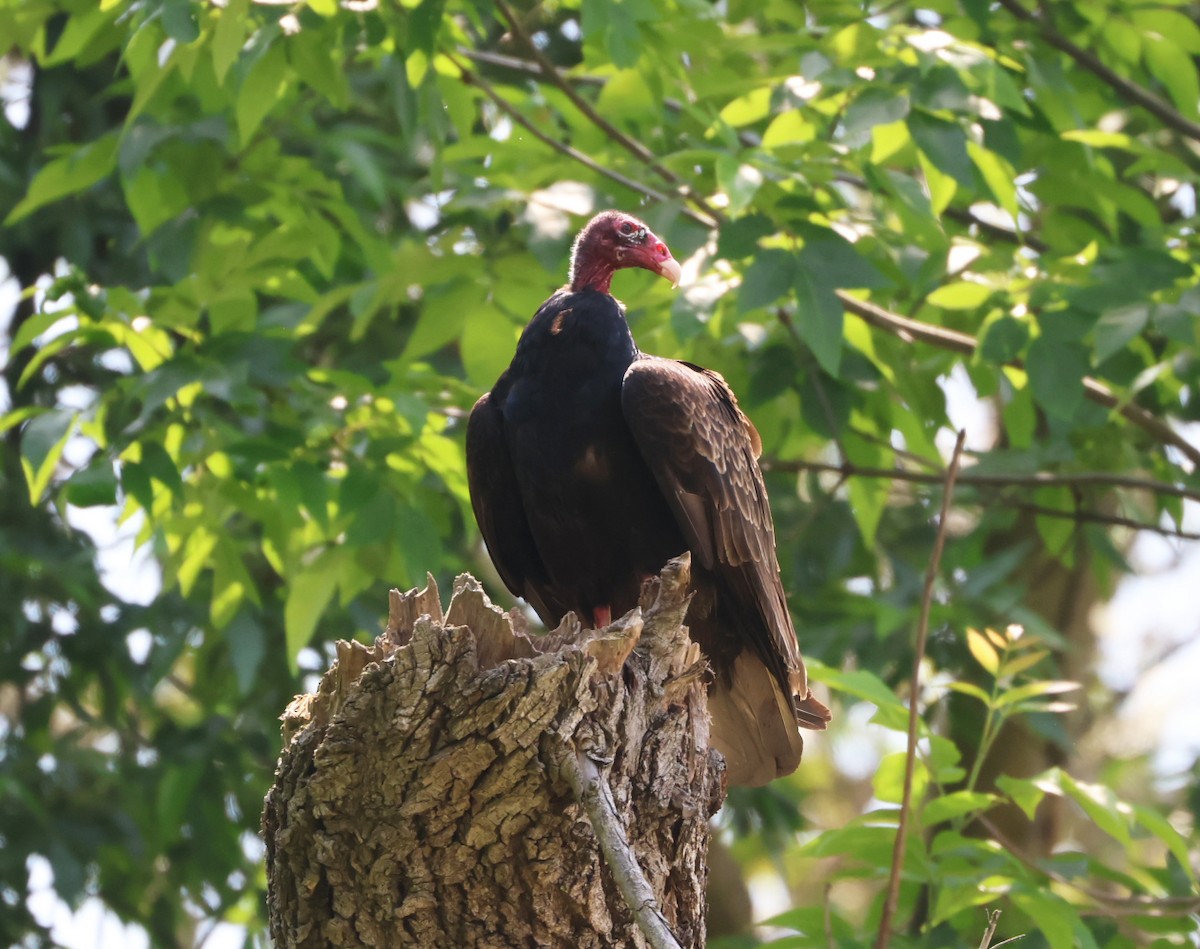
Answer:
[
  {"xmin": 449, "ymin": 54, "xmax": 713, "ymax": 227},
  {"xmin": 876, "ymin": 430, "xmax": 967, "ymax": 949},
  {"xmin": 765, "ymin": 458, "xmax": 1200, "ymax": 505},
  {"xmin": 1007, "ymin": 499, "xmax": 1200, "ymax": 541},
  {"xmin": 978, "ymin": 909, "xmax": 1002, "ymax": 949},
  {"xmin": 464, "ymin": 53, "xmax": 1046, "ymax": 252},
  {"xmin": 823, "ymin": 883, "xmax": 835, "ymax": 949},
  {"xmin": 978, "ymin": 816, "xmax": 1200, "ymax": 918},
  {"xmin": 838, "ymin": 291, "xmax": 1200, "ymax": 470},
  {"xmin": 770, "ymin": 458, "xmax": 1200, "ymax": 541},
  {"xmin": 455, "ymin": 43, "xmax": 1200, "ymax": 472},
  {"xmin": 995, "ymin": 0, "xmax": 1200, "ymax": 144},
  {"xmin": 493, "ymin": 1, "xmax": 723, "ymax": 223},
  {"xmin": 564, "ymin": 751, "xmax": 683, "ymax": 949}
]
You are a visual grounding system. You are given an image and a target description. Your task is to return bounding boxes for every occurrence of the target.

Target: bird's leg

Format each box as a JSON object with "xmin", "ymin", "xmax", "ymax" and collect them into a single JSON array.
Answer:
[{"xmin": 592, "ymin": 605, "xmax": 612, "ymax": 629}]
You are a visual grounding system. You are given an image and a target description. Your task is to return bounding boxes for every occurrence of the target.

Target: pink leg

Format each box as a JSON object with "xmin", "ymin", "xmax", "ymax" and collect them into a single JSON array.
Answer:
[{"xmin": 592, "ymin": 605, "xmax": 612, "ymax": 628}]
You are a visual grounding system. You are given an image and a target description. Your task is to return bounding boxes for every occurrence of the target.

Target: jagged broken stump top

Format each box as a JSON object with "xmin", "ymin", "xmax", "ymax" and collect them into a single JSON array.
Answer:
[{"xmin": 263, "ymin": 553, "xmax": 723, "ymax": 949}]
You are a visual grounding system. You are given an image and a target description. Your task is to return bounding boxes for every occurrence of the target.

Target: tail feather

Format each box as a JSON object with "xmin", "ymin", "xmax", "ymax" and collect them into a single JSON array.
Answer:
[
  {"xmin": 708, "ymin": 653, "xmax": 807, "ymax": 787},
  {"xmin": 796, "ymin": 690, "xmax": 832, "ymax": 730}
]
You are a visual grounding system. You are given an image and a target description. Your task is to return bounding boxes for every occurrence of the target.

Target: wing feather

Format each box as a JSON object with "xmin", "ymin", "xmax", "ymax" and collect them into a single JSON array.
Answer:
[
  {"xmin": 621, "ymin": 358, "xmax": 829, "ymax": 730},
  {"xmin": 465, "ymin": 391, "xmax": 564, "ymax": 620}
]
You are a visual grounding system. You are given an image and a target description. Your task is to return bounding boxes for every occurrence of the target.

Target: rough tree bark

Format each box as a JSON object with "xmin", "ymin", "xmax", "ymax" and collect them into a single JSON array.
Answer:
[{"xmin": 262, "ymin": 554, "xmax": 725, "ymax": 948}]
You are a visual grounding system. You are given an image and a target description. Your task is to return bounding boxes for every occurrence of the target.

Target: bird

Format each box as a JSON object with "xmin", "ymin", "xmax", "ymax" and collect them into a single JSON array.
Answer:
[{"xmin": 465, "ymin": 209, "xmax": 830, "ymax": 786}]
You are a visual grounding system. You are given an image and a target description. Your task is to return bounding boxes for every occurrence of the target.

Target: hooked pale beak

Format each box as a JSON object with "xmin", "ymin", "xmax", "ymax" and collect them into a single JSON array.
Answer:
[{"xmin": 655, "ymin": 256, "xmax": 682, "ymax": 288}]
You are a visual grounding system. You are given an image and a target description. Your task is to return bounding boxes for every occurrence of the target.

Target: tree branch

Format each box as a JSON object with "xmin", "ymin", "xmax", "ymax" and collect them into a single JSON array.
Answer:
[
  {"xmin": 995, "ymin": 0, "xmax": 1200, "ymax": 144},
  {"xmin": 449, "ymin": 55, "xmax": 713, "ymax": 227},
  {"xmin": 978, "ymin": 815, "xmax": 1200, "ymax": 918},
  {"xmin": 837, "ymin": 290, "xmax": 1200, "ymax": 471},
  {"xmin": 1007, "ymin": 500, "xmax": 1200, "ymax": 542},
  {"xmin": 563, "ymin": 751, "xmax": 684, "ymax": 949},
  {"xmin": 493, "ymin": 1, "xmax": 722, "ymax": 223},
  {"xmin": 978, "ymin": 910, "xmax": 1003, "ymax": 949},
  {"xmin": 876, "ymin": 430, "xmax": 967, "ymax": 949},
  {"xmin": 455, "ymin": 42, "xmax": 1199, "ymax": 474},
  {"xmin": 767, "ymin": 457, "xmax": 1200, "ymax": 541},
  {"xmin": 765, "ymin": 457, "xmax": 1200, "ymax": 505}
]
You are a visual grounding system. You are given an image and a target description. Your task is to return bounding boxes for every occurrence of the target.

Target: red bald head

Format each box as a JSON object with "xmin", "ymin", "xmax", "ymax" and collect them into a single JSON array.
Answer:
[{"xmin": 568, "ymin": 211, "xmax": 681, "ymax": 294}]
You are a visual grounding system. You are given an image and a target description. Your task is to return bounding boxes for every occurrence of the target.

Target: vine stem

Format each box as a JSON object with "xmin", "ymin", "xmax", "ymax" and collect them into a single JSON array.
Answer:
[{"xmin": 875, "ymin": 429, "xmax": 967, "ymax": 949}]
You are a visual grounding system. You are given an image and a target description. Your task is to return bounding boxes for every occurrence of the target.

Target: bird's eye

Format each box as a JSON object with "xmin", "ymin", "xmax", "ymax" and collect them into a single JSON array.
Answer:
[{"xmin": 619, "ymin": 222, "xmax": 634, "ymax": 235}]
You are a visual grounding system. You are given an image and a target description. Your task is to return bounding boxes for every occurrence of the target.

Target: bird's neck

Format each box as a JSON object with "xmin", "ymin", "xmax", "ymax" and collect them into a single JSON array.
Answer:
[{"xmin": 569, "ymin": 258, "xmax": 615, "ymax": 294}]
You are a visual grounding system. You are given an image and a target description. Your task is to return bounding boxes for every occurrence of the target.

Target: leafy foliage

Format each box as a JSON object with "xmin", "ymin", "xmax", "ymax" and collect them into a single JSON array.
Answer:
[{"xmin": 1, "ymin": 0, "xmax": 1198, "ymax": 945}]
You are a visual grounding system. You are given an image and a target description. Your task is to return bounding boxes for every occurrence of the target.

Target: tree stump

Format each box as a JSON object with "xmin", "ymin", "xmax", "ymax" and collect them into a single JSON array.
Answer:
[{"xmin": 262, "ymin": 553, "xmax": 725, "ymax": 948}]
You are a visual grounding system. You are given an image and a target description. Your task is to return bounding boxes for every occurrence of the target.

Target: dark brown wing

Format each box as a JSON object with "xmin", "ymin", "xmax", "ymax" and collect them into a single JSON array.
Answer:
[
  {"xmin": 465, "ymin": 391, "xmax": 567, "ymax": 622},
  {"xmin": 621, "ymin": 357, "xmax": 829, "ymax": 745}
]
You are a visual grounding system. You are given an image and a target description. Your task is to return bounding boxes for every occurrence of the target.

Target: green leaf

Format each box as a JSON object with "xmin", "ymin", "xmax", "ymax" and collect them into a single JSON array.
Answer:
[
  {"xmin": 1094, "ymin": 304, "xmax": 1149, "ymax": 362},
  {"xmin": 927, "ymin": 281, "xmax": 992, "ymax": 311},
  {"xmin": 996, "ymin": 774, "xmax": 1046, "ymax": 821},
  {"xmin": 6, "ymin": 132, "xmax": 120, "ymax": 224},
  {"xmin": 874, "ymin": 751, "xmax": 927, "ymax": 804},
  {"xmin": 1132, "ymin": 8, "xmax": 1200, "ymax": 54},
  {"xmin": 908, "ymin": 110, "xmax": 973, "ymax": 187},
  {"xmin": 212, "ymin": 0, "xmax": 249, "ymax": 85},
  {"xmin": 156, "ymin": 761, "xmax": 205, "ymax": 844},
  {"xmin": 43, "ymin": 6, "xmax": 115, "ymax": 66},
  {"xmin": 717, "ymin": 214, "xmax": 774, "ymax": 260},
  {"xmin": 284, "ymin": 551, "xmax": 340, "ymax": 671},
  {"xmin": 947, "ymin": 681, "xmax": 991, "ymax": 705},
  {"xmin": 162, "ymin": 0, "xmax": 200, "ymax": 44},
  {"xmin": 461, "ymin": 306, "xmax": 520, "ymax": 389},
  {"xmin": 1131, "ymin": 804, "xmax": 1196, "ymax": 883},
  {"xmin": 806, "ymin": 660, "xmax": 910, "ymax": 732},
  {"xmin": 20, "ymin": 409, "xmax": 76, "ymax": 504},
  {"xmin": 63, "ymin": 462, "xmax": 119, "ymax": 508},
  {"xmin": 738, "ymin": 249, "xmax": 797, "ymax": 313},
  {"xmin": 978, "ymin": 314, "xmax": 1030, "ymax": 364},
  {"xmin": 223, "ymin": 610, "xmax": 266, "ymax": 696},
  {"xmin": 237, "ymin": 42, "xmax": 289, "ymax": 144},
  {"xmin": 793, "ymin": 269, "xmax": 843, "ymax": 377},
  {"xmin": 967, "ymin": 141, "xmax": 1019, "ymax": 221},
  {"xmin": 1143, "ymin": 34, "xmax": 1200, "ymax": 119},
  {"xmin": 716, "ymin": 156, "xmax": 763, "ymax": 216},
  {"xmin": 993, "ymin": 679, "xmax": 1079, "ymax": 709},
  {"xmin": 922, "ymin": 791, "xmax": 999, "ymax": 826},
  {"xmin": 797, "ymin": 227, "xmax": 885, "ymax": 290},
  {"xmin": 1033, "ymin": 768, "xmax": 1133, "ymax": 847},
  {"xmin": 1025, "ymin": 336, "xmax": 1088, "ymax": 421},
  {"xmin": 843, "ymin": 88, "xmax": 909, "ymax": 137},
  {"xmin": 718, "ymin": 86, "xmax": 772, "ymax": 127},
  {"xmin": 762, "ymin": 110, "xmax": 815, "ymax": 149},
  {"xmin": 1012, "ymin": 889, "xmax": 1075, "ymax": 949},
  {"xmin": 966, "ymin": 627, "xmax": 1000, "ymax": 675}
]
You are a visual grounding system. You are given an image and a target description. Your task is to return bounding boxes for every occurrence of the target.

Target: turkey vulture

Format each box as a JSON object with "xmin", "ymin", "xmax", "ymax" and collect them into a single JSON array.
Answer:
[{"xmin": 466, "ymin": 210, "xmax": 830, "ymax": 785}]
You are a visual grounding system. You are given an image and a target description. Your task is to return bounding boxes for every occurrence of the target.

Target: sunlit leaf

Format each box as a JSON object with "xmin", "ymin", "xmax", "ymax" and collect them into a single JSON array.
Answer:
[
  {"xmin": 966, "ymin": 627, "xmax": 1000, "ymax": 675},
  {"xmin": 20, "ymin": 409, "xmax": 76, "ymax": 505}
]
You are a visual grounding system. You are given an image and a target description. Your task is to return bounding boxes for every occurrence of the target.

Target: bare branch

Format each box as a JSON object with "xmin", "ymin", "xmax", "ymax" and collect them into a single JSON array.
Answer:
[
  {"xmin": 838, "ymin": 290, "xmax": 1200, "ymax": 470},
  {"xmin": 1008, "ymin": 500, "xmax": 1200, "ymax": 541},
  {"xmin": 978, "ymin": 909, "xmax": 1003, "ymax": 949},
  {"xmin": 564, "ymin": 751, "xmax": 684, "ymax": 949},
  {"xmin": 767, "ymin": 457, "xmax": 1200, "ymax": 541},
  {"xmin": 493, "ymin": 2, "xmax": 722, "ymax": 223},
  {"xmin": 454, "ymin": 44, "xmax": 1200, "ymax": 473},
  {"xmin": 764, "ymin": 457, "xmax": 1200, "ymax": 505},
  {"xmin": 996, "ymin": 0, "xmax": 1200, "ymax": 144},
  {"xmin": 449, "ymin": 55, "xmax": 713, "ymax": 227},
  {"xmin": 979, "ymin": 816, "xmax": 1200, "ymax": 918},
  {"xmin": 876, "ymin": 430, "xmax": 967, "ymax": 949}
]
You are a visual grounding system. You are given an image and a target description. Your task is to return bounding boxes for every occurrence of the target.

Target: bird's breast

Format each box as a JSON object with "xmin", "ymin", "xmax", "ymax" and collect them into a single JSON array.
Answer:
[{"xmin": 573, "ymin": 443, "xmax": 610, "ymax": 481}]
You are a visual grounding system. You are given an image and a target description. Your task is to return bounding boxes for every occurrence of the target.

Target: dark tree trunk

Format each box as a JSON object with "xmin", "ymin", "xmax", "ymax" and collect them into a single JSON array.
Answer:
[{"xmin": 262, "ymin": 555, "xmax": 724, "ymax": 948}]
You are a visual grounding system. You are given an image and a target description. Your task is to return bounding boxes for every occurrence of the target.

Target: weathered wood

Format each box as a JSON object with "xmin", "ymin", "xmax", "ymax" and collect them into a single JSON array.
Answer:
[{"xmin": 263, "ymin": 553, "xmax": 724, "ymax": 948}]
